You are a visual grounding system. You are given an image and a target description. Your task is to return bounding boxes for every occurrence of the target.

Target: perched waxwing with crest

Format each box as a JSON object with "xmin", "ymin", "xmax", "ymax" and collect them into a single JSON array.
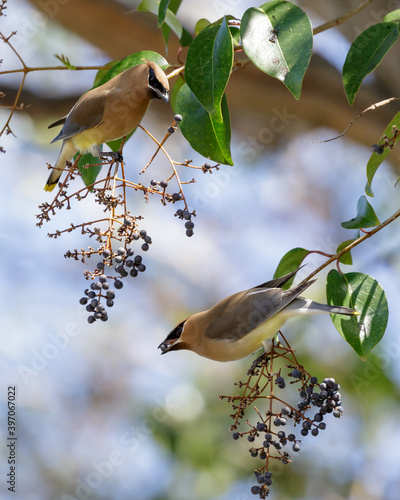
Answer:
[
  {"xmin": 44, "ymin": 60, "xmax": 169, "ymax": 192},
  {"xmin": 158, "ymin": 268, "xmax": 358, "ymax": 362}
]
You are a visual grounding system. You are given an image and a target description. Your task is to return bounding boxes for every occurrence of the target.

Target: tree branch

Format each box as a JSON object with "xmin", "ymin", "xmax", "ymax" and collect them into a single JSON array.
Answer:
[{"xmin": 301, "ymin": 208, "xmax": 400, "ymax": 284}]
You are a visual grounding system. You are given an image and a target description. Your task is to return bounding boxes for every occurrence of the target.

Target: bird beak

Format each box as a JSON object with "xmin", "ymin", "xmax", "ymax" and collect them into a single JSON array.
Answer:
[
  {"xmin": 158, "ymin": 340, "xmax": 173, "ymax": 354},
  {"xmin": 158, "ymin": 320, "xmax": 185, "ymax": 354},
  {"xmin": 157, "ymin": 89, "xmax": 169, "ymax": 103}
]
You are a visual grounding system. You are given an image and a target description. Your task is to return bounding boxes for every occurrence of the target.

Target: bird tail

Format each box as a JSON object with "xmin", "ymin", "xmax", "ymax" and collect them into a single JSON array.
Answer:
[
  {"xmin": 290, "ymin": 298, "xmax": 357, "ymax": 316},
  {"xmin": 44, "ymin": 141, "xmax": 77, "ymax": 192}
]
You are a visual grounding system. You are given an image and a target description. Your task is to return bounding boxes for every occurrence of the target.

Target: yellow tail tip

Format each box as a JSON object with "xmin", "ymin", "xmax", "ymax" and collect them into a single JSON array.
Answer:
[{"xmin": 44, "ymin": 183, "xmax": 56, "ymax": 192}]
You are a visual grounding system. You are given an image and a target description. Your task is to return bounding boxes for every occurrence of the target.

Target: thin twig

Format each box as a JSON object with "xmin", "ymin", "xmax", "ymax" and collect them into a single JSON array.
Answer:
[
  {"xmin": 313, "ymin": 0, "xmax": 374, "ymax": 35},
  {"xmin": 314, "ymin": 97, "xmax": 400, "ymax": 143},
  {"xmin": 167, "ymin": 65, "xmax": 185, "ymax": 79},
  {"xmin": 300, "ymin": 208, "xmax": 400, "ymax": 284}
]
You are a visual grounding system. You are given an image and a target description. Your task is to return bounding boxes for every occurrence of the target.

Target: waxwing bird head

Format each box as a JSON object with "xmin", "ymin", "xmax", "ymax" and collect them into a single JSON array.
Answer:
[
  {"xmin": 158, "ymin": 319, "xmax": 190, "ymax": 354},
  {"xmin": 145, "ymin": 60, "xmax": 169, "ymax": 103},
  {"xmin": 158, "ymin": 267, "xmax": 358, "ymax": 362}
]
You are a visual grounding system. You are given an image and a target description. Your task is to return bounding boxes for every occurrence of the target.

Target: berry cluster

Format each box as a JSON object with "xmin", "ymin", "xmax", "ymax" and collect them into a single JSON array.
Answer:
[
  {"xmin": 220, "ymin": 335, "xmax": 344, "ymax": 498},
  {"xmin": 78, "ymin": 230, "xmax": 151, "ymax": 323},
  {"xmin": 37, "ymin": 114, "xmax": 220, "ymax": 321},
  {"xmin": 174, "ymin": 208, "xmax": 195, "ymax": 237}
]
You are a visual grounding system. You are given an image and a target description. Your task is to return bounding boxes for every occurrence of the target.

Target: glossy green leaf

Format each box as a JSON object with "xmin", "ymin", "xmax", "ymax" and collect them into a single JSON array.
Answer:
[
  {"xmin": 365, "ymin": 111, "xmax": 400, "ymax": 196},
  {"xmin": 327, "ymin": 270, "xmax": 388, "ymax": 359},
  {"xmin": 273, "ymin": 247, "xmax": 309, "ymax": 289},
  {"xmin": 94, "ymin": 51, "xmax": 169, "ymax": 88},
  {"xmin": 336, "ymin": 238, "xmax": 357, "ymax": 265},
  {"xmin": 158, "ymin": 0, "xmax": 170, "ymax": 26},
  {"xmin": 159, "ymin": 0, "xmax": 191, "ymax": 47},
  {"xmin": 241, "ymin": 1, "xmax": 312, "ymax": 100},
  {"xmin": 92, "ymin": 60, "xmax": 118, "ymax": 87},
  {"xmin": 76, "ymin": 151, "xmax": 102, "ymax": 189},
  {"xmin": 138, "ymin": 0, "xmax": 183, "ymax": 40},
  {"xmin": 173, "ymin": 83, "xmax": 233, "ymax": 165},
  {"xmin": 230, "ymin": 25, "xmax": 241, "ymax": 46},
  {"xmin": 343, "ymin": 23, "xmax": 400, "ymax": 105},
  {"xmin": 195, "ymin": 18, "xmax": 211, "ymax": 35},
  {"xmin": 185, "ymin": 18, "xmax": 233, "ymax": 122},
  {"xmin": 383, "ymin": 9, "xmax": 400, "ymax": 22},
  {"xmin": 180, "ymin": 27, "xmax": 194, "ymax": 47},
  {"xmin": 106, "ymin": 129, "xmax": 136, "ymax": 153},
  {"xmin": 341, "ymin": 196, "xmax": 380, "ymax": 229}
]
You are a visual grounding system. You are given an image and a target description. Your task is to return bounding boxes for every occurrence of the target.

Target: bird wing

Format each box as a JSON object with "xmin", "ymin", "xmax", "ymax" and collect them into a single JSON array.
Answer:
[
  {"xmin": 50, "ymin": 90, "xmax": 107, "ymax": 143},
  {"xmin": 204, "ymin": 280, "xmax": 315, "ymax": 341},
  {"xmin": 255, "ymin": 266, "xmax": 304, "ymax": 290},
  {"xmin": 48, "ymin": 116, "xmax": 67, "ymax": 129}
]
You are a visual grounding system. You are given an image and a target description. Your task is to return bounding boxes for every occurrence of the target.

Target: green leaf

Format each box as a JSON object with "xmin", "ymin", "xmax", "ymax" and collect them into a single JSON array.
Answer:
[
  {"xmin": 106, "ymin": 129, "xmax": 135, "ymax": 153},
  {"xmin": 230, "ymin": 26, "xmax": 241, "ymax": 47},
  {"xmin": 383, "ymin": 9, "xmax": 400, "ymax": 22},
  {"xmin": 327, "ymin": 270, "xmax": 388, "ymax": 359},
  {"xmin": 94, "ymin": 51, "xmax": 169, "ymax": 88},
  {"xmin": 273, "ymin": 247, "xmax": 310, "ymax": 289},
  {"xmin": 195, "ymin": 18, "xmax": 211, "ymax": 35},
  {"xmin": 92, "ymin": 60, "xmax": 119, "ymax": 87},
  {"xmin": 159, "ymin": 0, "xmax": 191, "ymax": 47},
  {"xmin": 137, "ymin": 0, "xmax": 191, "ymax": 45},
  {"xmin": 76, "ymin": 151, "xmax": 102, "ymax": 189},
  {"xmin": 366, "ymin": 111, "xmax": 400, "ymax": 196},
  {"xmin": 341, "ymin": 195, "xmax": 380, "ymax": 229},
  {"xmin": 343, "ymin": 22, "xmax": 400, "ymax": 105},
  {"xmin": 158, "ymin": 0, "xmax": 170, "ymax": 26},
  {"xmin": 185, "ymin": 18, "xmax": 233, "ymax": 122},
  {"xmin": 241, "ymin": 1, "xmax": 312, "ymax": 100},
  {"xmin": 54, "ymin": 54, "xmax": 76, "ymax": 70},
  {"xmin": 180, "ymin": 27, "xmax": 194, "ymax": 47},
  {"xmin": 170, "ymin": 76, "xmax": 185, "ymax": 108},
  {"xmin": 336, "ymin": 239, "xmax": 357, "ymax": 265},
  {"xmin": 173, "ymin": 83, "xmax": 233, "ymax": 165}
]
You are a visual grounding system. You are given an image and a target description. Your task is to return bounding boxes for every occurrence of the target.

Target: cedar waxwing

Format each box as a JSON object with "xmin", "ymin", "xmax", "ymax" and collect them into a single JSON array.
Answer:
[
  {"xmin": 158, "ymin": 269, "xmax": 357, "ymax": 362},
  {"xmin": 44, "ymin": 60, "xmax": 169, "ymax": 192}
]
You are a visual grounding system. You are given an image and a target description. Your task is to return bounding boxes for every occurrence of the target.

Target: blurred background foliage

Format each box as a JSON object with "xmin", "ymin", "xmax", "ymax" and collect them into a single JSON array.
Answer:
[{"xmin": 1, "ymin": 1, "xmax": 400, "ymax": 499}]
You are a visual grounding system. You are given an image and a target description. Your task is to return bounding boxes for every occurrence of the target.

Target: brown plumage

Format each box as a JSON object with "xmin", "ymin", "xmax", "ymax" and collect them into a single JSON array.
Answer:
[
  {"xmin": 44, "ymin": 60, "xmax": 169, "ymax": 191},
  {"xmin": 159, "ymin": 269, "xmax": 358, "ymax": 362}
]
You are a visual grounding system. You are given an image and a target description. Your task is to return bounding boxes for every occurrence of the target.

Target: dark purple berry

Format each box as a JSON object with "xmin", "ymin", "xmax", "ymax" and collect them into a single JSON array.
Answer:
[
  {"xmin": 114, "ymin": 280, "xmax": 123, "ymax": 290},
  {"xmin": 292, "ymin": 442, "xmax": 301, "ymax": 452},
  {"xmin": 371, "ymin": 144, "xmax": 384, "ymax": 154}
]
